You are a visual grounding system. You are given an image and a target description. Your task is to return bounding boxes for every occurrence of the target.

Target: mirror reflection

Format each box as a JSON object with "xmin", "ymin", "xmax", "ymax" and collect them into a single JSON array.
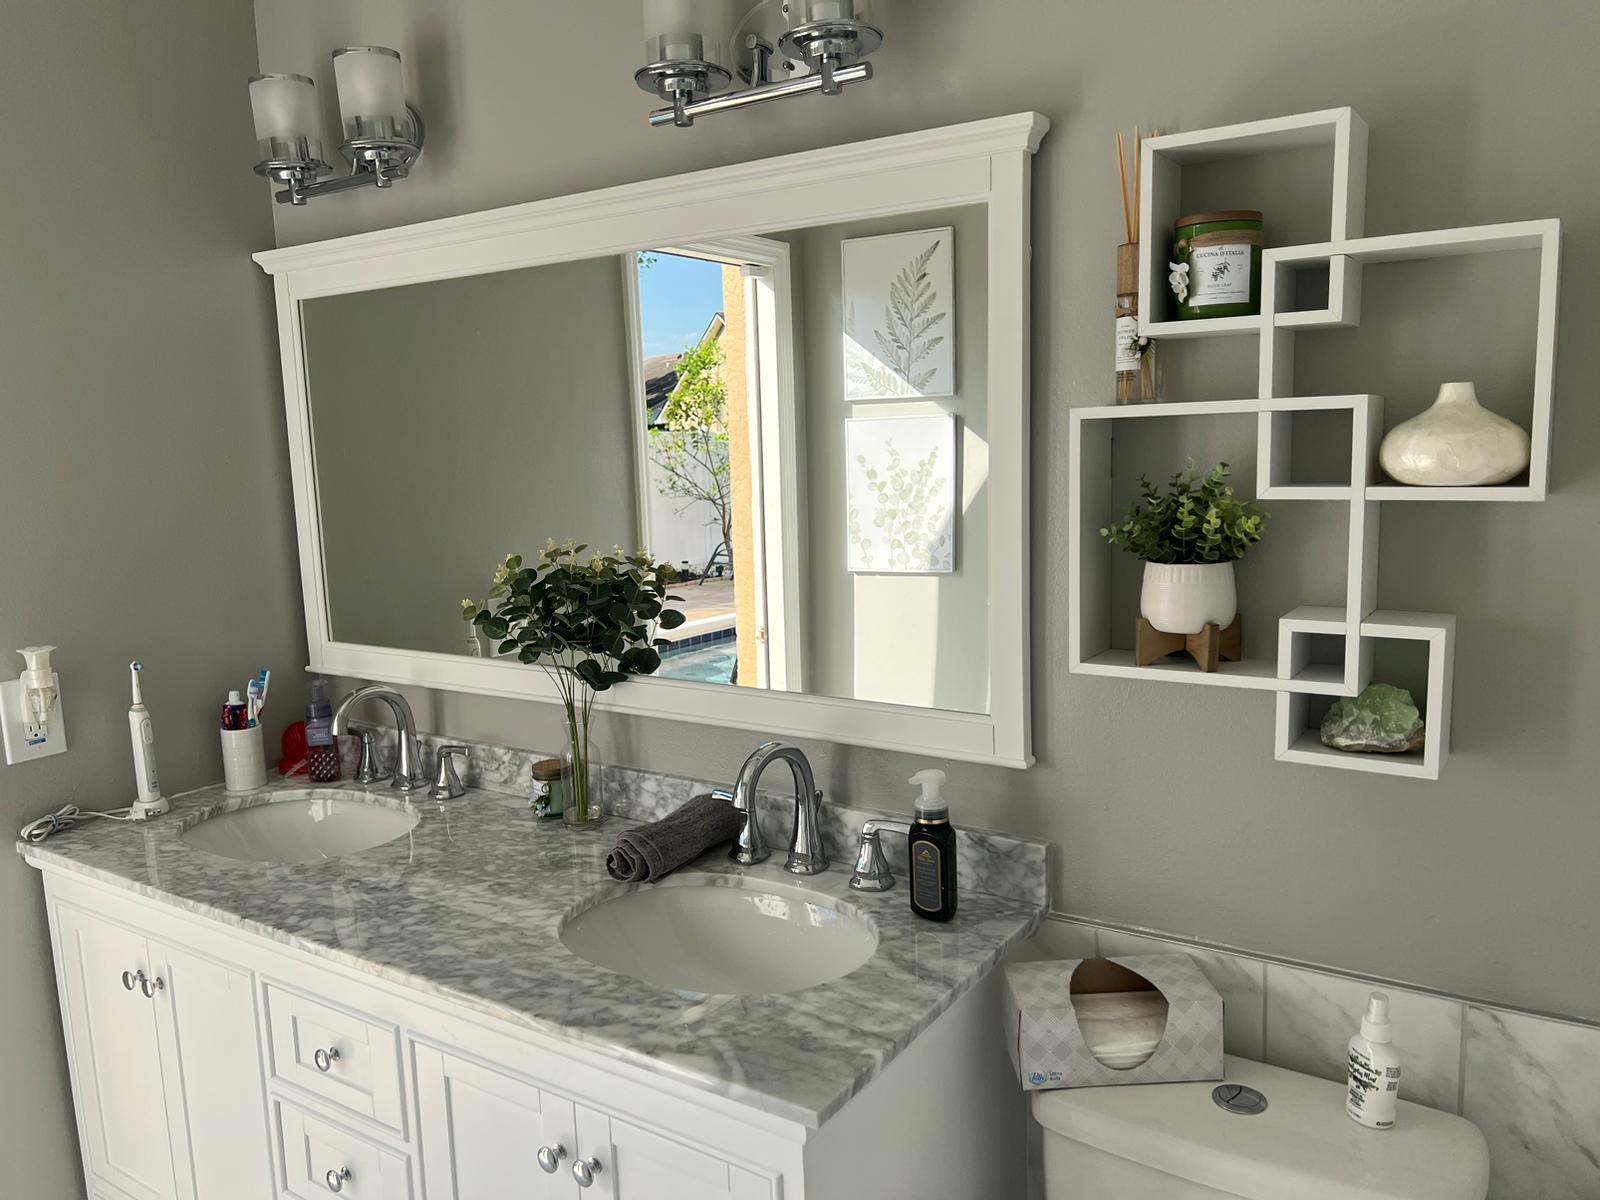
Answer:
[{"xmin": 303, "ymin": 204, "xmax": 990, "ymax": 714}]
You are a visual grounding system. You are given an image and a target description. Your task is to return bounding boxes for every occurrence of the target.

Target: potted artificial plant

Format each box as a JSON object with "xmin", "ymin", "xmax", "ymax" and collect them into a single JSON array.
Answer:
[
  {"xmin": 1101, "ymin": 462, "xmax": 1267, "ymax": 634},
  {"xmin": 464, "ymin": 541, "xmax": 684, "ymax": 827}
]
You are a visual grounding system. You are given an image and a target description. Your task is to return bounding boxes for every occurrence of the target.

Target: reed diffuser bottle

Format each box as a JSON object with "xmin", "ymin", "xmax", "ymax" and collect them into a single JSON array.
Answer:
[
  {"xmin": 1114, "ymin": 127, "xmax": 1158, "ymax": 403},
  {"xmin": 1116, "ymin": 242, "xmax": 1158, "ymax": 403}
]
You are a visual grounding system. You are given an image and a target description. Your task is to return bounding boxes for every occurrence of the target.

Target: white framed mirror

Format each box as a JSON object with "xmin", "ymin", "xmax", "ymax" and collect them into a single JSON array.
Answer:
[{"xmin": 255, "ymin": 113, "xmax": 1047, "ymax": 767}]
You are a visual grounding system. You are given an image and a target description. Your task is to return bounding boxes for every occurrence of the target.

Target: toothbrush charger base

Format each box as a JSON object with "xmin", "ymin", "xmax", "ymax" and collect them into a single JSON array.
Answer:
[{"xmin": 128, "ymin": 795, "xmax": 170, "ymax": 820}]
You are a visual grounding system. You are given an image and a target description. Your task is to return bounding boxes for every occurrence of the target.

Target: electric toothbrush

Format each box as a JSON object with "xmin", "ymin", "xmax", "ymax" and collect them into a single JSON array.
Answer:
[{"xmin": 127, "ymin": 661, "xmax": 168, "ymax": 819}]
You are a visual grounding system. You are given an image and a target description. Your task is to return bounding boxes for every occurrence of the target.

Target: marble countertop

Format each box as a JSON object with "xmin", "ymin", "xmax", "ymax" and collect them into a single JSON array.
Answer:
[{"xmin": 17, "ymin": 777, "xmax": 1041, "ymax": 1129}]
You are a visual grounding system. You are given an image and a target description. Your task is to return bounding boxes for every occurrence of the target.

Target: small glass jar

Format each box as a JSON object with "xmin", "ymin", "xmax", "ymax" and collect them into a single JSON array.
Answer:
[
  {"xmin": 1171, "ymin": 210, "xmax": 1264, "ymax": 319},
  {"xmin": 529, "ymin": 757, "xmax": 565, "ymax": 820}
]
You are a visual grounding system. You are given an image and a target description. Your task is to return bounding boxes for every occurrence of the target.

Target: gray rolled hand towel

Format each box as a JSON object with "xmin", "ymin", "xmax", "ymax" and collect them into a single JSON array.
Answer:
[{"xmin": 606, "ymin": 793, "xmax": 741, "ymax": 883}]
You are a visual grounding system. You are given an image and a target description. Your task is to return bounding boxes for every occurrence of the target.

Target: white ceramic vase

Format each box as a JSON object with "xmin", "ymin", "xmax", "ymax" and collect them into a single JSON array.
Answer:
[
  {"xmin": 1140, "ymin": 562, "xmax": 1237, "ymax": 635},
  {"xmin": 1378, "ymin": 382, "xmax": 1531, "ymax": 487}
]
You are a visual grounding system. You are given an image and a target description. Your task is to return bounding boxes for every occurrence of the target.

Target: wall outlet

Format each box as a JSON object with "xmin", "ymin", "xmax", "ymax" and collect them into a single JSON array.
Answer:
[{"xmin": 0, "ymin": 673, "xmax": 68, "ymax": 764}]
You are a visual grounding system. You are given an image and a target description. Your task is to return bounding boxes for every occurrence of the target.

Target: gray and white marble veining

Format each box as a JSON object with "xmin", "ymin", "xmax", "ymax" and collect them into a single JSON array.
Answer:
[
  {"xmin": 17, "ymin": 775, "xmax": 1040, "ymax": 1129},
  {"xmin": 344, "ymin": 723, "xmax": 1050, "ymax": 908},
  {"xmin": 1098, "ymin": 928, "xmax": 1268, "ymax": 1062},
  {"xmin": 1462, "ymin": 1005, "xmax": 1600, "ymax": 1200},
  {"xmin": 1264, "ymin": 962, "xmax": 1464, "ymax": 1112}
]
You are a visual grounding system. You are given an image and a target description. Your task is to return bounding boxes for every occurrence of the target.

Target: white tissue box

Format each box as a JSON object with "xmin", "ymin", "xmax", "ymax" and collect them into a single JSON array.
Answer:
[{"xmin": 1002, "ymin": 954, "xmax": 1225, "ymax": 1091}]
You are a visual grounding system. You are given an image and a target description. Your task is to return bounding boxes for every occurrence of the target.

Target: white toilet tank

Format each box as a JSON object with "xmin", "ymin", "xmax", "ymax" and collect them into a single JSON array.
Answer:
[{"xmin": 1033, "ymin": 1055, "xmax": 1489, "ymax": 1200}]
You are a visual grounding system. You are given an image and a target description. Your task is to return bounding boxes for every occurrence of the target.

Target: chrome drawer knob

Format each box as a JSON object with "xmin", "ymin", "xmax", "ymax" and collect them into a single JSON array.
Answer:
[
  {"xmin": 572, "ymin": 1156, "xmax": 603, "ymax": 1188},
  {"xmin": 325, "ymin": 1166, "xmax": 352, "ymax": 1192},
  {"xmin": 313, "ymin": 1046, "xmax": 342, "ymax": 1073},
  {"xmin": 536, "ymin": 1143, "xmax": 567, "ymax": 1174}
]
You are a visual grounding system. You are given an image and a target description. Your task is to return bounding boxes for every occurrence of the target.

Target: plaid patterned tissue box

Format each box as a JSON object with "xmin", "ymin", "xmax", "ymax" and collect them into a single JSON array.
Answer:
[{"xmin": 1003, "ymin": 954, "xmax": 1225, "ymax": 1091}]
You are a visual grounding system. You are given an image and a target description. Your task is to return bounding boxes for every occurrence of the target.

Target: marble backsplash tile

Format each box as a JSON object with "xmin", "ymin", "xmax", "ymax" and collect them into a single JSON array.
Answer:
[
  {"xmin": 342, "ymin": 724, "xmax": 1049, "ymax": 908},
  {"xmin": 1463, "ymin": 1006, "xmax": 1600, "ymax": 1200},
  {"xmin": 1264, "ymin": 962, "xmax": 1464, "ymax": 1112}
]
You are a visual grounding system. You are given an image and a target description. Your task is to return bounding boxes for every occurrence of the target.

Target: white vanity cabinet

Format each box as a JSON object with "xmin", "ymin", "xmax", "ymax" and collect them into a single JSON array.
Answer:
[
  {"xmin": 50, "ymin": 898, "xmax": 271, "ymax": 1200},
  {"xmin": 39, "ymin": 868, "xmax": 1022, "ymax": 1200}
]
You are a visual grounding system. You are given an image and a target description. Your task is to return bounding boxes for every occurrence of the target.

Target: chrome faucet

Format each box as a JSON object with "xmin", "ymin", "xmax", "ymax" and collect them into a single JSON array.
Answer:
[
  {"xmin": 848, "ymin": 818, "xmax": 911, "ymax": 891},
  {"xmin": 331, "ymin": 684, "xmax": 428, "ymax": 792},
  {"xmin": 717, "ymin": 741, "xmax": 828, "ymax": 876}
]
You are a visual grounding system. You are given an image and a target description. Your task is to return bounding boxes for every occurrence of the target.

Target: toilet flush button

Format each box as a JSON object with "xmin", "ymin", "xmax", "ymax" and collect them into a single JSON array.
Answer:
[{"xmin": 1212, "ymin": 1084, "xmax": 1268, "ymax": 1115}]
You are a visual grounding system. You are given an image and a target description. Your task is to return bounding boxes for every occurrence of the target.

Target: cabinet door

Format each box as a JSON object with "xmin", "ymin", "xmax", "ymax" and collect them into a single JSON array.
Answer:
[
  {"xmin": 590, "ymin": 1108, "xmax": 773, "ymax": 1200},
  {"xmin": 52, "ymin": 903, "xmax": 177, "ymax": 1200},
  {"xmin": 150, "ymin": 939, "xmax": 272, "ymax": 1200},
  {"xmin": 413, "ymin": 1042, "xmax": 578, "ymax": 1200}
]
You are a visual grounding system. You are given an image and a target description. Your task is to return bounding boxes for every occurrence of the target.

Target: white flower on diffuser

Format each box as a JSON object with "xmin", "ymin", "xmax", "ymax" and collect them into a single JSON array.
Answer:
[{"xmin": 1168, "ymin": 261, "xmax": 1190, "ymax": 303}]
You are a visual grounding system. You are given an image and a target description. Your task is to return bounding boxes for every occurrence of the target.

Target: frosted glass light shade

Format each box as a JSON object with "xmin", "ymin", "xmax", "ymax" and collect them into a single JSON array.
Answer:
[
  {"xmin": 642, "ymin": 0, "xmax": 729, "ymax": 68},
  {"xmin": 332, "ymin": 46, "xmax": 411, "ymax": 142},
  {"xmin": 249, "ymin": 73, "xmax": 324, "ymax": 165}
]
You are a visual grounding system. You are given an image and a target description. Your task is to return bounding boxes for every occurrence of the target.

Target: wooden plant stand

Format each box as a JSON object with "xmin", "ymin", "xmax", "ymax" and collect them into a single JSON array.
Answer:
[{"xmin": 1135, "ymin": 616, "xmax": 1242, "ymax": 673}]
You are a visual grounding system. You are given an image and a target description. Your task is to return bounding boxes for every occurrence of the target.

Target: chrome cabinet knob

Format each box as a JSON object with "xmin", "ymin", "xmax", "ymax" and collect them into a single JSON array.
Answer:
[
  {"xmin": 325, "ymin": 1166, "xmax": 352, "ymax": 1192},
  {"xmin": 536, "ymin": 1143, "xmax": 567, "ymax": 1173},
  {"xmin": 572, "ymin": 1156, "xmax": 603, "ymax": 1187},
  {"xmin": 121, "ymin": 969, "xmax": 138, "ymax": 991},
  {"xmin": 140, "ymin": 973, "xmax": 165, "ymax": 999},
  {"xmin": 313, "ymin": 1046, "xmax": 342, "ymax": 1072}
]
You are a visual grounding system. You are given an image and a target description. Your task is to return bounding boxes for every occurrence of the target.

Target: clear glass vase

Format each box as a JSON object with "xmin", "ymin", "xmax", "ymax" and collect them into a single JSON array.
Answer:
[{"xmin": 561, "ymin": 706, "xmax": 604, "ymax": 829}]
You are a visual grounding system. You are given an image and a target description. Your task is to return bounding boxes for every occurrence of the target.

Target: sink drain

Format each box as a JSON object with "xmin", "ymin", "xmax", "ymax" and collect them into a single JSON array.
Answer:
[{"xmin": 1212, "ymin": 1083, "xmax": 1268, "ymax": 1115}]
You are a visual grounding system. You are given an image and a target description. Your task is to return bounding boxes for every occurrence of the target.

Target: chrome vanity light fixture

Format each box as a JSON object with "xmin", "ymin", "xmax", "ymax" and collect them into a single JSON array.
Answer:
[
  {"xmin": 636, "ymin": 0, "xmax": 883, "ymax": 128},
  {"xmin": 249, "ymin": 46, "xmax": 425, "ymax": 205}
]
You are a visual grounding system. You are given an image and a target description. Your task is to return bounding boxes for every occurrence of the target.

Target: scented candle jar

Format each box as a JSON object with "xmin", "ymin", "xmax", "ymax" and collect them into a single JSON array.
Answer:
[{"xmin": 1171, "ymin": 210, "xmax": 1263, "ymax": 319}]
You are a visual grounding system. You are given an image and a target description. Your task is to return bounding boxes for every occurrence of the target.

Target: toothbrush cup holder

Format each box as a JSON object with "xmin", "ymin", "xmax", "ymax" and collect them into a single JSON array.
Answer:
[{"xmin": 221, "ymin": 725, "xmax": 268, "ymax": 793}]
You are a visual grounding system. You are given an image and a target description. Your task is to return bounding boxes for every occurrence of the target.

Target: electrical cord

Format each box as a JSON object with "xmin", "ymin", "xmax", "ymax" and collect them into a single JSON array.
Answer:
[{"xmin": 19, "ymin": 804, "xmax": 136, "ymax": 844}]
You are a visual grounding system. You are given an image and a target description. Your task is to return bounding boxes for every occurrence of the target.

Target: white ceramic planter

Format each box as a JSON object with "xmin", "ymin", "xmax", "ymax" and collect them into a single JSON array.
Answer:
[
  {"xmin": 1140, "ymin": 562, "xmax": 1237, "ymax": 635},
  {"xmin": 1378, "ymin": 381, "xmax": 1531, "ymax": 486}
]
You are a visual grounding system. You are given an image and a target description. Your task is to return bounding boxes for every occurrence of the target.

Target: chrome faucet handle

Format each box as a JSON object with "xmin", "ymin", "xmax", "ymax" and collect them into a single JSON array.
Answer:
[
  {"xmin": 785, "ymin": 787, "xmax": 828, "ymax": 876},
  {"xmin": 848, "ymin": 818, "xmax": 910, "ymax": 891},
  {"xmin": 430, "ymin": 745, "xmax": 468, "ymax": 801},
  {"xmin": 354, "ymin": 730, "xmax": 384, "ymax": 784},
  {"xmin": 715, "ymin": 786, "xmax": 770, "ymax": 866}
]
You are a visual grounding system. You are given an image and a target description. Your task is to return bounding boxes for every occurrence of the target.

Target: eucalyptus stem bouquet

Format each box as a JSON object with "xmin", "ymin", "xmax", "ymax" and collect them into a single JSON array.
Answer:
[{"xmin": 463, "ymin": 541, "xmax": 684, "ymax": 825}]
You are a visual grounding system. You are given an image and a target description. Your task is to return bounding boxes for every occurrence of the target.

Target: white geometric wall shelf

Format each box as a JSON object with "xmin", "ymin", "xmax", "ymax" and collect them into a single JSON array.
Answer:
[
  {"xmin": 1259, "ymin": 220, "xmax": 1562, "ymax": 501},
  {"xmin": 1275, "ymin": 610, "xmax": 1455, "ymax": 780},
  {"xmin": 1137, "ymin": 107, "xmax": 1368, "ymax": 339},
  {"xmin": 1068, "ymin": 107, "xmax": 1563, "ymax": 779}
]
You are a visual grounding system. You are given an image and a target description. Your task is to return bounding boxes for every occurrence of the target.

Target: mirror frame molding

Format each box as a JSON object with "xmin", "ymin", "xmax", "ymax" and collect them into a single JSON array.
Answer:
[{"xmin": 255, "ymin": 112, "xmax": 1048, "ymax": 768}]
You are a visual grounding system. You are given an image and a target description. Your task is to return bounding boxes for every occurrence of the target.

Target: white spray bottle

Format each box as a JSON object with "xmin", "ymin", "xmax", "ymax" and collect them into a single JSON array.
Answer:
[
  {"xmin": 127, "ymin": 661, "xmax": 168, "ymax": 819},
  {"xmin": 1346, "ymin": 991, "xmax": 1403, "ymax": 1129}
]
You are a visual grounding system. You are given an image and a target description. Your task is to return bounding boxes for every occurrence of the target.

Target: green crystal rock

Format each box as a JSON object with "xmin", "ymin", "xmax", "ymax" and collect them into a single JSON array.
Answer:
[{"xmin": 1320, "ymin": 683, "xmax": 1426, "ymax": 754}]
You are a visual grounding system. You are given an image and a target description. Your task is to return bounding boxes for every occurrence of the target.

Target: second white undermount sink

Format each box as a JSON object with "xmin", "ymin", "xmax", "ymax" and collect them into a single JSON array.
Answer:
[
  {"xmin": 559, "ymin": 874, "xmax": 878, "ymax": 995},
  {"xmin": 179, "ymin": 788, "xmax": 419, "ymax": 864}
]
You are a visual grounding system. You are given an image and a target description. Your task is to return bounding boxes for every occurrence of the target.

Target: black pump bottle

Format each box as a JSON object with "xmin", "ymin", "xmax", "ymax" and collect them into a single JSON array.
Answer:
[{"xmin": 907, "ymin": 769, "xmax": 957, "ymax": 922}]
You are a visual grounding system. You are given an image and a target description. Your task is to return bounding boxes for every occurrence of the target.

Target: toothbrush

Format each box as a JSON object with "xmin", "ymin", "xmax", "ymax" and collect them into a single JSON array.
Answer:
[
  {"xmin": 255, "ymin": 668, "xmax": 270, "ymax": 723},
  {"xmin": 127, "ymin": 661, "xmax": 169, "ymax": 819}
]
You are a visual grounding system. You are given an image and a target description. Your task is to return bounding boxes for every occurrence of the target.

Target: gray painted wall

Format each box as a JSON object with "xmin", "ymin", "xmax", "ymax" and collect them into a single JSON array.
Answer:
[
  {"xmin": 305, "ymin": 259, "xmax": 638, "ymax": 654},
  {"xmin": 259, "ymin": 1, "xmax": 1600, "ymax": 1020},
  {"xmin": 1, "ymin": 2, "xmax": 305, "ymax": 1194}
]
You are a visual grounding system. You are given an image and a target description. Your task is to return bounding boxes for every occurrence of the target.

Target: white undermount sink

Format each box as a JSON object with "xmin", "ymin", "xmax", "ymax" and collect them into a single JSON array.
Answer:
[
  {"xmin": 559, "ymin": 874, "xmax": 878, "ymax": 995},
  {"xmin": 179, "ymin": 788, "xmax": 419, "ymax": 864}
]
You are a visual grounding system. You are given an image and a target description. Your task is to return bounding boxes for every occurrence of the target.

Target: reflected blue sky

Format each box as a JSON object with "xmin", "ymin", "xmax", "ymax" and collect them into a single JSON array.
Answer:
[{"xmin": 637, "ymin": 252, "xmax": 726, "ymax": 357}]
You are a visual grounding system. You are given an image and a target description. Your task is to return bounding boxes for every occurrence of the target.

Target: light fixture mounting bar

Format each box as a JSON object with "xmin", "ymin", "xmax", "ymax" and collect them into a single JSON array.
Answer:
[{"xmin": 648, "ymin": 61, "xmax": 873, "ymax": 128}]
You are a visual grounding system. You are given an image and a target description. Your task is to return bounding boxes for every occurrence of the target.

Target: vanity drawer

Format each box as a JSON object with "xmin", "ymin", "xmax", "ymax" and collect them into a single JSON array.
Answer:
[
  {"xmin": 264, "ymin": 981, "xmax": 406, "ymax": 1135},
  {"xmin": 273, "ymin": 1099, "xmax": 414, "ymax": 1200}
]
